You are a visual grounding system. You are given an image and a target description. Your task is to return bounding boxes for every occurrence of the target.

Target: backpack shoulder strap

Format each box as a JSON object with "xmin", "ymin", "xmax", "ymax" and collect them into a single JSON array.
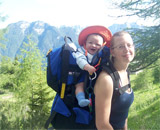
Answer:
[
  {"xmin": 60, "ymin": 36, "xmax": 76, "ymax": 99},
  {"xmin": 101, "ymin": 61, "xmax": 121, "ymax": 103},
  {"xmin": 102, "ymin": 61, "xmax": 130, "ymax": 95},
  {"xmin": 102, "ymin": 61, "xmax": 120, "ymax": 91}
]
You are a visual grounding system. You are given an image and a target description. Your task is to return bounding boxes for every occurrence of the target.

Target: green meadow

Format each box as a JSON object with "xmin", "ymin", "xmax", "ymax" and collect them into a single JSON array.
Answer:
[{"xmin": 0, "ymin": 67, "xmax": 160, "ymax": 129}]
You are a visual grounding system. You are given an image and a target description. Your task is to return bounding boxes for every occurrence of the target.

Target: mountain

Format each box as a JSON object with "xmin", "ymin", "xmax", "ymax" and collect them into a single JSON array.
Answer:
[
  {"xmin": 108, "ymin": 22, "xmax": 140, "ymax": 34},
  {"xmin": 0, "ymin": 21, "xmax": 140, "ymax": 59},
  {"xmin": 0, "ymin": 21, "xmax": 82, "ymax": 59}
]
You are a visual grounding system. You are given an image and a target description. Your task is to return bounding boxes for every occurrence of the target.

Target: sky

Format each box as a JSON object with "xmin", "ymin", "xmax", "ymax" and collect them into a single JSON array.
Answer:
[{"xmin": 0, "ymin": 0, "xmax": 153, "ymax": 29}]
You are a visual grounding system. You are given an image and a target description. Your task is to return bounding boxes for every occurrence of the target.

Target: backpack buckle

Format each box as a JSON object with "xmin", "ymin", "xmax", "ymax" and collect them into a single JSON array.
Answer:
[{"xmin": 89, "ymin": 72, "xmax": 97, "ymax": 80}]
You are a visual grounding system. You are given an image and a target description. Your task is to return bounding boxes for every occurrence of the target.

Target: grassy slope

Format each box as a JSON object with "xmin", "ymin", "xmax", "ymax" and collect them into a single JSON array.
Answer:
[
  {"xmin": 0, "ymin": 88, "xmax": 55, "ymax": 129},
  {"xmin": 128, "ymin": 75, "xmax": 160, "ymax": 129},
  {"xmin": 0, "ymin": 74, "xmax": 160, "ymax": 129}
]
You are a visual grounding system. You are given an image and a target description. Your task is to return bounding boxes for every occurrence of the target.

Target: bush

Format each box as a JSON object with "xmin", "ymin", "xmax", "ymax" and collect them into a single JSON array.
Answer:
[
  {"xmin": 133, "ymin": 69, "xmax": 154, "ymax": 91},
  {"xmin": 152, "ymin": 66, "xmax": 160, "ymax": 84}
]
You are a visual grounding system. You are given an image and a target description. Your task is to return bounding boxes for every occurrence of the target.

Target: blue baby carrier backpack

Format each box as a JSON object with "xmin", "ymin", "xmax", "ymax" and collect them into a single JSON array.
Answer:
[{"xmin": 44, "ymin": 36, "xmax": 129, "ymax": 129}]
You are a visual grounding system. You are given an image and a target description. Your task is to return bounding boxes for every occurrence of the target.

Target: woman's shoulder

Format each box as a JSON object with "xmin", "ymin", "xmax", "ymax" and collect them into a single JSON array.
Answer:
[
  {"xmin": 98, "ymin": 70, "xmax": 113, "ymax": 81},
  {"xmin": 94, "ymin": 70, "xmax": 114, "ymax": 98},
  {"xmin": 95, "ymin": 71, "xmax": 113, "ymax": 91}
]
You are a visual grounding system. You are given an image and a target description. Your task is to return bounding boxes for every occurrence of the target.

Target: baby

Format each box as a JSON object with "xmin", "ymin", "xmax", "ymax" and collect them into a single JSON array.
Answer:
[{"xmin": 73, "ymin": 25, "xmax": 112, "ymax": 107}]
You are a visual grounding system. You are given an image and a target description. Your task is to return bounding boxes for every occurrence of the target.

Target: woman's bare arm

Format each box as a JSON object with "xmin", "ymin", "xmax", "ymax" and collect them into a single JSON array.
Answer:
[
  {"xmin": 123, "ymin": 118, "xmax": 128, "ymax": 130},
  {"xmin": 94, "ymin": 71, "xmax": 114, "ymax": 130}
]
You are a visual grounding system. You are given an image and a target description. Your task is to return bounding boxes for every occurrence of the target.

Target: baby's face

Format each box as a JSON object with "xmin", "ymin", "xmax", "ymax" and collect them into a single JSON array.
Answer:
[{"xmin": 85, "ymin": 34, "xmax": 103, "ymax": 55}]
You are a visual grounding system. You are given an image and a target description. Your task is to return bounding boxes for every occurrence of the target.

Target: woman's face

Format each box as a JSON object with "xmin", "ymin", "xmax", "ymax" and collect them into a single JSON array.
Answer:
[
  {"xmin": 85, "ymin": 34, "xmax": 103, "ymax": 55},
  {"xmin": 111, "ymin": 34, "xmax": 135, "ymax": 63}
]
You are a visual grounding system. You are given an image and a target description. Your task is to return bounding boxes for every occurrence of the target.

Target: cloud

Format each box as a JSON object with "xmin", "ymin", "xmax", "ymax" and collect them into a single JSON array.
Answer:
[
  {"xmin": 1, "ymin": 0, "xmax": 154, "ymax": 29},
  {"xmin": 33, "ymin": 0, "xmax": 111, "ymax": 26}
]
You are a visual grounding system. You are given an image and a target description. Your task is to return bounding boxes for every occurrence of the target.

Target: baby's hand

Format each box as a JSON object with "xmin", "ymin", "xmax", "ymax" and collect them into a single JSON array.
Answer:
[
  {"xmin": 84, "ymin": 64, "xmax": 96, "ymax": 74},
  {"xmin": 88, "ymin": 66, "xmax": 96, "ymax": 75}
]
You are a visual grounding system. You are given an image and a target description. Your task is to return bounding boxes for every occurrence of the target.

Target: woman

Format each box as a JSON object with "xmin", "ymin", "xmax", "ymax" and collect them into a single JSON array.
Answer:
[{"xmin": 94, "ymin": 31, "xmax": 135, "ymax": 130}]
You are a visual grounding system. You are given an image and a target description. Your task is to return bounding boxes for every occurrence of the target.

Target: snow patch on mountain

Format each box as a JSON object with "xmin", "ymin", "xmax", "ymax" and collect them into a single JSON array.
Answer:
[
  {"xmin": 20, "ymin": 22, "xmax": 30, "ymax": 34},
  {"xmin": 33, "ymin": 21, "xmax": 45, "ymax": 35}
]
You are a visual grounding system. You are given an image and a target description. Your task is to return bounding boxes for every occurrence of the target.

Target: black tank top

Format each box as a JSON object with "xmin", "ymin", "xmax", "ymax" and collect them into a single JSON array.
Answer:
[{"xmin": 110, "ymin": 84, "xmax": 134, "ymax": 129}]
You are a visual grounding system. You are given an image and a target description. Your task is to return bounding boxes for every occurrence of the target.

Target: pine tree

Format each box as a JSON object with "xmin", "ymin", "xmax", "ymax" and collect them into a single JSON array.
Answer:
[
  {"xmin": 113, "ymin": 0, "xmax": 160, "ymax": 72},
  {"xmin": 14, "ymin": 37, "xmax": 54, "ymax": 129},
  {"xmin": 0, "ymin": 56, "xmax": 19, "ymax": 90}
]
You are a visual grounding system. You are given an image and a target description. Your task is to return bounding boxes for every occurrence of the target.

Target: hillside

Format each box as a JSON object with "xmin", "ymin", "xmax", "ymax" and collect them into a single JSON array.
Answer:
[
  {"xmin": 0, "ymin": 72, "xmax": 159, "ymax": 129},
  {"xmin": 0, "ymin": 21, "xmax": 140, "ymax": 60},
  {"xmin": 128, "ymin": 74, "xmax": 160, "ymax": 129}
]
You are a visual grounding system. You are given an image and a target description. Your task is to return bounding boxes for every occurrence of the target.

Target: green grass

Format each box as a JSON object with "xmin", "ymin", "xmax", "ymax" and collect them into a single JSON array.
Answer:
[
  {"xmin": 0, "ymin": 74, "xmax": 160, "ymax": 129},
  {"xmin": 0, "ymin": 87, "xmax": 55, "ymax": 129},
  {"xmin": 128, "ymin": 75, "xmax": 160, "ymax": 129}
]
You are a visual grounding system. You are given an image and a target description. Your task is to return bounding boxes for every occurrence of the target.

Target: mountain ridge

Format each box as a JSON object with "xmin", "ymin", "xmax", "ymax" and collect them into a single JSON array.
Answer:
[{"xmin": 0, "ymin": 21, "xmax": 140, "ymax": 59}]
